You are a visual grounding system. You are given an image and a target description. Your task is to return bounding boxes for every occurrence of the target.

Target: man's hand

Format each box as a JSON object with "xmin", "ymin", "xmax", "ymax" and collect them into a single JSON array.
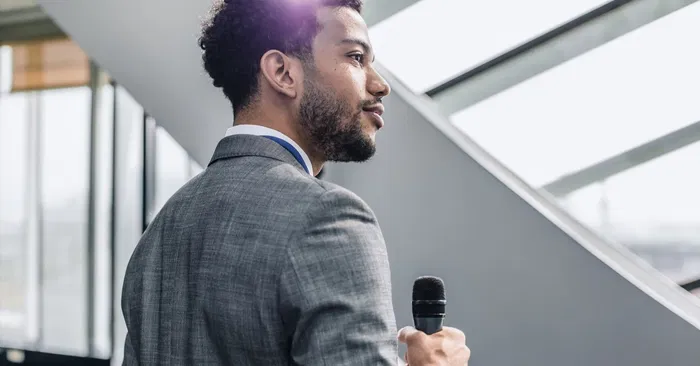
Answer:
[{"xmin": 398, "ymin": 326, "xmax": 470, "ymax": 365}]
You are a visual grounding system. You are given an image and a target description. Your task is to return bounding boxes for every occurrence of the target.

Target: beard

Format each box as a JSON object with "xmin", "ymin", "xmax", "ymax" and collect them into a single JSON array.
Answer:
[{"xmin": 298, "ymin": 74, "xmax": 376, "ymax": 163}]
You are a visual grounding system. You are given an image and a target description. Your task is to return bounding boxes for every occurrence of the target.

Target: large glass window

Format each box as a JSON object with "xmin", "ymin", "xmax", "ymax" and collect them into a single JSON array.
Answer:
[
  {"xmin": 154, "ymin": 126, "xmax": 192, "ymax": 216},
  {"xmin": 452, "ymin": 2, "xmax": 700, "ymax": 187},
  {"xmin": 189, "ymin": 158, "xmax": 204, "ymax": 177},
  {"xmin": 0, "ymin": 37, "xmax": 96, "ymax": 355},
  {"xmin": 112, "ymin": 86, "xmax": 144, "ymax": 362},
  {"xmin": 0, "ymin": 33, "xmax": 202, "ymax": 360},
  {"xmin": 146, "ymin": 124, "xmax": 203, "ymax": 223},
  {"xmin": 451, "ymin": 2, "xmax": 700, "ymax": 286},
  {"xmin": 562, "ymin": 141, "xmax": 700, "ymax": 284},
  {"xmin": 370, "ymin": 0, "xmax": 610, "ymax": 93},
  {"xmin": 0, "ymin": 92, "xmax": 30, "ymax": 346},
  {"xmin": 39, "ymin": 86, "xmax": 92, "ymax": 355}
]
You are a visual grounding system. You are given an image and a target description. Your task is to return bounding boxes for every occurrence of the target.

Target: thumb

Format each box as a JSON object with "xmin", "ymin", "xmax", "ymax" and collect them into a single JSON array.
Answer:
[{"xmin": 398, "ymin": 326, "xmax": 418, "ymax": 343}]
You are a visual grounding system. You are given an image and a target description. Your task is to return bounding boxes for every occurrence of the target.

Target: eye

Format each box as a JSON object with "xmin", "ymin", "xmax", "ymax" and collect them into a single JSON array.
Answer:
[{"xmin": 349, "ymin": 53, "xmax": 364, "ymax": 64}]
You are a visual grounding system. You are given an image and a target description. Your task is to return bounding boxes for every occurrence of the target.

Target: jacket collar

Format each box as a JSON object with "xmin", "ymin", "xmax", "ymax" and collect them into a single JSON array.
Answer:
[{"xmin": 208, "ymin": 134, "xmax": 307, "ymax": 174}]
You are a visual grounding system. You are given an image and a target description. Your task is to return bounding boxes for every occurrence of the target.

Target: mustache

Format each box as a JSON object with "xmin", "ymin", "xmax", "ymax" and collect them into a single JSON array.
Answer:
[{"xmin": 360, "ymin": 98, "xmax": 383, "ymax": 108}]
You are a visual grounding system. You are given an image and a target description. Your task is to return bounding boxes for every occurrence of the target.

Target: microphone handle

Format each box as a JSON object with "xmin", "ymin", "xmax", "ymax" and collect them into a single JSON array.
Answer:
[{"xmin": 413, "ymin": 316, "xmax": 443, "ymax": 335}]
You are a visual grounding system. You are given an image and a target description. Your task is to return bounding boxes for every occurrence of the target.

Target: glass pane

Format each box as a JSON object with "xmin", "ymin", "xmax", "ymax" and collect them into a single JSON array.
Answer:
[
  {"xmin": 370, "ymin": 0, "xmax": 609, "ymax": 93},
  {"xmin": 189, "ymin": 158, "xmax": 204, "ymax": 179},
  {"xmin": 1, "ymin": 45, "xmax": 12, "ymax": 93},
  {"xmin": 39, "ymin": 86, "xmax": 91, "ymax": 355},
  {"xmin": 154, "ymin": 126, "xmax": 190, "ymax": 216},
  {"xmin": 562, "ymin": 141, "xmax": 700, "ymax": 285},
  {"xmin": 0, "ymin": 92, "xmax": 30, "ymax": 345},
  {"xmin": 452, "ymin": 2, "xmax": 700, "ymax": 187},
  {"xmin": 112, "ymin": 86, "xmax": 144, "ymax": 365}
]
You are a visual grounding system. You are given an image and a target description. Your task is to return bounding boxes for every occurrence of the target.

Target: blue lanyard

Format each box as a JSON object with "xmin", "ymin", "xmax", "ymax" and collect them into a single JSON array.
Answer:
[{"xmin": 262, "ymin": 135, "xmax": 310, "ymax": 175}]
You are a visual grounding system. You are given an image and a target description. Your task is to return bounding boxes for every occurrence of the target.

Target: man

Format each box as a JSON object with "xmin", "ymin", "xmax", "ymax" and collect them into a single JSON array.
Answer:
[{"xmin": 121, "ymin": 0, "xmax": 470, "ymax": 364}]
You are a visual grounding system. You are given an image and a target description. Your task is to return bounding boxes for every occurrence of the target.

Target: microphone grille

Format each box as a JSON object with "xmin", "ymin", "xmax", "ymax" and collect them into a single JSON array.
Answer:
[{"xmin": 412, "ymin": 276, "xmax": 445, "ymax": 301}]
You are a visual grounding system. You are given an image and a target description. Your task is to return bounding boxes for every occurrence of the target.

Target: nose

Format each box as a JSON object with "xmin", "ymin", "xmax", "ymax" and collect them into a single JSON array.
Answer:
[{"xmin": 367, "ymin": 66, "xmax": 391, "ymax": 99}]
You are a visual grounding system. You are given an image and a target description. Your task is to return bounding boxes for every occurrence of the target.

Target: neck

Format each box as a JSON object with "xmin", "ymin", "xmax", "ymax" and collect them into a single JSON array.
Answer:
[
  {"xmin": 307, "ymin": 153, "xmax": 325, "ymax": 177},
  {"xmin": 234, "ymin": 108, "xmax": 325, "ymax": 176}
]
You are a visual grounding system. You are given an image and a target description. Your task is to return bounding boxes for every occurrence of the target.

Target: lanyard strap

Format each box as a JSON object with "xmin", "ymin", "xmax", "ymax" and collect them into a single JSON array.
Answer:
[{"xmin": 262, "ymin": 135, "xmax": 310, "ymax": 174}]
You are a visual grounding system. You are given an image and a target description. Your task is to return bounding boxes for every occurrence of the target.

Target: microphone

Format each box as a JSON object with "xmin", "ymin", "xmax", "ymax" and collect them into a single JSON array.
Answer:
[{"xmin": 412, "ymin": 276, "xmax": 446, "ymax": 335}]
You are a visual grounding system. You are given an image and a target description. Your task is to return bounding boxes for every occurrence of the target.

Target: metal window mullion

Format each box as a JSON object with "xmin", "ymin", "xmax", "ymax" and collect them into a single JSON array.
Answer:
[
  {"xmin": 142, "ymin": 113, "xmax": 156, "ymax": 231},
  {"xmin": 108, "ymin": 80, "xmax": 118, "ymax": 361},
  {"xmin": 85, "ymin": 60, "xmax": 100, "ymax": 357}
]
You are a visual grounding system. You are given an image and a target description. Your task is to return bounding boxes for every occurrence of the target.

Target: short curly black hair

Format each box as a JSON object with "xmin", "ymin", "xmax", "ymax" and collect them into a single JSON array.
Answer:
[{"xmin": 199, "ymin": 0, "xmax": 364, "ymax": 113}]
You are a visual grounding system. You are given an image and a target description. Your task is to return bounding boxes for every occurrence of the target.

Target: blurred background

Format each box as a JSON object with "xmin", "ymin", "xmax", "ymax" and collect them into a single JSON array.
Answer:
[{"xmin": 2, "ymin": 0, "xmax": 700, "ymax": 365}]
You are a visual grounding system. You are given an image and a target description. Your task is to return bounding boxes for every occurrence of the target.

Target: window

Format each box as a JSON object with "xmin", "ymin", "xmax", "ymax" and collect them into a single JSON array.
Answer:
[
  {"xmin": 562, "ymin": 141, "xmax": 700, "ymax": 284},
  {"xmin": 451, "ymin": 2, "xmax": 700, "ymax": 289},
  {"xmin": 370, "ymin": 0, "xmax": 610, "ymax": 93},
  {"xmin": 452, "ymin": 2, "xmax": 700, "ymax": 187},
  {"xmin": 0, "ymin": 39, "xmax": 94, "ymax": 355},
  {"xmin": 189, "ymin": 158, "xmax": 204, "ymax": 178},
  {"xmin": 112, "ymin": 86, "xmax": 144, "ymax": 361},
  {"xmin": 145, "ymin": 124, "xmax": 203, "ymax": 222},
  {"xmin": 39, "ymin": 86, "xmax": 92, "ymax": 355},
  {"xmin": 154, "ymin": 126, "xmax": 192, "ymax": 216},
  {"xmin": 0, "ymin": 33, "xmax": 202, "ymax": 358},
  {"xmin": 0, "ymin": 92, "xmax": 31, "ymax": 345}
]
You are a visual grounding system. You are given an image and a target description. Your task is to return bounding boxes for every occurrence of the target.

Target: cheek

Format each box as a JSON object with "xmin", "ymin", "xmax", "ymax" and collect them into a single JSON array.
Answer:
[
  {"xmin": 330, "ymin": 66, "xmax": 366, "ymax": 102},
  {"xmin": 349, "ymin": 70, "xmax": 367, "ymax": 98}
]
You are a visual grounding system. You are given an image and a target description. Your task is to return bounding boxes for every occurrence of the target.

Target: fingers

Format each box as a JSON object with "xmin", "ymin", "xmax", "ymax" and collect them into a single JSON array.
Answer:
[
  {"xmin": 441, "ymin": 327, "xmax": 470, "ymax": 364},
  {"xmin": 442, "ymin": 326, "xmax": 466, "ymax": 343},
  {"xmin": 399, "ymin": 326, "xmax": 466, "ymax": 344},
  {"xmin": 400, "ymin": 325, "xmax": 471, "ymax": 365},
  {"xmin": 398, "ymin": 326, "xmax": 419, "ymax": 343}
]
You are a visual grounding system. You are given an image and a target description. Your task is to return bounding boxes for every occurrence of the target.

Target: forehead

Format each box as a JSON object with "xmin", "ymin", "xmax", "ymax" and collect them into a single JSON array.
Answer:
[{"xmin": 314, "ymin": 7, "xmax": 370, "ymax": 45}]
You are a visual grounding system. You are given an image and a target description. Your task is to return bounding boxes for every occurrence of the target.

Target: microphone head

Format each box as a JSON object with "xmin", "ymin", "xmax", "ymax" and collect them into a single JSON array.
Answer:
[
  {"xmin": 412, "ymin": 276, "xmax": 446, "ymax": 334},
  {"xmin": 412, "ymin": 276, "xmax": 445, "ymax": 301}
]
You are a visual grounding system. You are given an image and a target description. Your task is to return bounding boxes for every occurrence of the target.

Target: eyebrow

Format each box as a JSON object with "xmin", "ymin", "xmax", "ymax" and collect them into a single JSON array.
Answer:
[{"xmin": 339, "ymin": 38, "xmax": 375, "ymax": 62}]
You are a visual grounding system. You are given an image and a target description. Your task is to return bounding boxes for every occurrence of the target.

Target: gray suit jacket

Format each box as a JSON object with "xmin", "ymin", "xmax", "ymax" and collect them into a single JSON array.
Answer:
[{"xmin": 121, "ymin": 134, "xmax": 398, "ymax": 365}]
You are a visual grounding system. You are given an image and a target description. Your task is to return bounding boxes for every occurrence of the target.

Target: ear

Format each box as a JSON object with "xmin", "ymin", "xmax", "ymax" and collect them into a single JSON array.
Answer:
[{"xmin": 259, "ymin": 50, "xmax": 301, "ymax": 99}]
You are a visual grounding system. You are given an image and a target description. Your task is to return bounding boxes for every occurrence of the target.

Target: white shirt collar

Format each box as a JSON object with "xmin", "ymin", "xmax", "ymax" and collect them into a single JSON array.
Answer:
[{"xmin": 225, "ymin": 125, "xmax": 313, "ymax": 175}]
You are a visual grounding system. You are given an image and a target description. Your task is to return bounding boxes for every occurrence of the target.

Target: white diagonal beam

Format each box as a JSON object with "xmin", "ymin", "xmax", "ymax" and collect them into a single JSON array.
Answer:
[{"xmin": 542, "ymin": 120, "xmax": 700, "ymax": 197}]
